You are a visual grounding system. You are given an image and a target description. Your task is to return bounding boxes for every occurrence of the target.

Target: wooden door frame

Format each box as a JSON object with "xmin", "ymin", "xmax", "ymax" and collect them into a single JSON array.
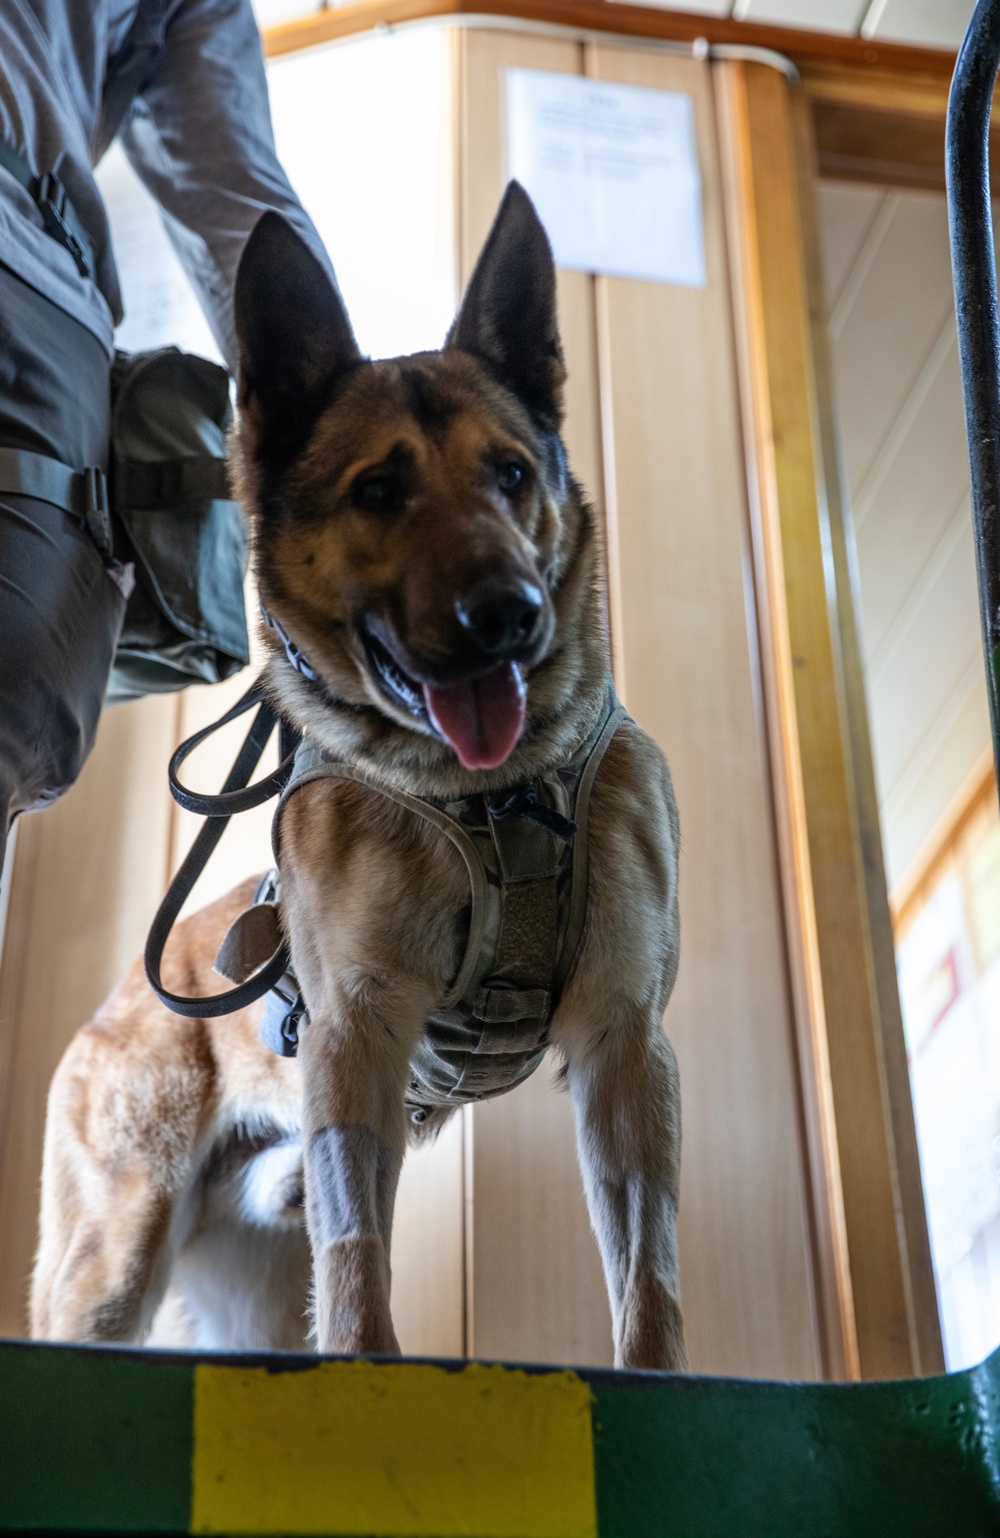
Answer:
[{"xmin": 716, "ymin": 56, "xmax": 950, "ymax": 1380}]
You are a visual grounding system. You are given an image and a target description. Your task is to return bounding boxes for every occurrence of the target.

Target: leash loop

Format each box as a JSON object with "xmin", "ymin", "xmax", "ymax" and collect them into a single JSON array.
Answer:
[
  {"xmin": 145, "ymin": 679, "xmax": 302, "ymax": 1019},
  {"xmin": 167, "ymin": 682, "xmax": 298, "ymax": 815}
]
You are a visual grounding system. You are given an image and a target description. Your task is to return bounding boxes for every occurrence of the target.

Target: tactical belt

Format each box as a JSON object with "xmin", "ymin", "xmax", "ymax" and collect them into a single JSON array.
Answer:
[
  {"xmin": 0, "ymin": 446, "xmax": 113, "ymax": 557},
  {"xmin": 0, "ymin": 137, "xmax": 95, "ymax": 279}
]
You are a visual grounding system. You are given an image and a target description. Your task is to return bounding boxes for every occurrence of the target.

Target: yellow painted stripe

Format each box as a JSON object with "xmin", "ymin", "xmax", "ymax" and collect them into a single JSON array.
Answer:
[{"xmin": 191, "ymin": 1359, "xmax": 597, "ymax": 1537}]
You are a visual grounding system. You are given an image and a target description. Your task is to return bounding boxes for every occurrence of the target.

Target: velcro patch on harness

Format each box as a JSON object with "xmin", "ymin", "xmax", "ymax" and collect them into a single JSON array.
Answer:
[{"xmin": 472, "ymin": 985, "xmax": 550, "ymax": 1023}]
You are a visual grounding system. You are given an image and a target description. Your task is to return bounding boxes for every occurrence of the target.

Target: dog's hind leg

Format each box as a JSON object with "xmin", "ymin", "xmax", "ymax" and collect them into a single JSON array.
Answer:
[{"xmin": 31, "ymin": 1013, "xmax": 212, "ymax": 1344}]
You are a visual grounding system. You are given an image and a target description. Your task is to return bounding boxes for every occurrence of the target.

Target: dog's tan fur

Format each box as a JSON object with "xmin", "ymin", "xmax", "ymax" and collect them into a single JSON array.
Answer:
[{"xmin": 32, "ymin": 187, "xmax": 685, "ymax": 1369}]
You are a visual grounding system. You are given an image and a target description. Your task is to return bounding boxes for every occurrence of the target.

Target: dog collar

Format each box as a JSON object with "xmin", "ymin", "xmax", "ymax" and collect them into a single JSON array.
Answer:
[{"xmin": 260, "ymin": 603, "xmax": 318, "ymax": 682}]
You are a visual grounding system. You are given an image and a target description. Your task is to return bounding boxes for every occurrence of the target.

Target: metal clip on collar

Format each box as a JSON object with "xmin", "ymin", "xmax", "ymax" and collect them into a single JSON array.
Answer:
[{"xmin": 144, "ymin": 681, "xmax": 301, "ymax": 1018}]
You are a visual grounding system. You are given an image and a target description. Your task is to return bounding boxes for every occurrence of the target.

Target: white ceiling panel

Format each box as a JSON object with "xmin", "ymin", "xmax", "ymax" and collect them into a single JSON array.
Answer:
[
  {"xmin": 619, "ymin": 0, "xmax": 732, "ymax": 13},
  {"xmin": 861, "ymin": 0, "xmax": 975, "ymax": 49},
  {"xmin": 251, "ymin": 0, "xmax": 320, "ymax": 27},
  {"xmin": 733, "ymin": 0, "xmax": 866, "ymax": 32}
]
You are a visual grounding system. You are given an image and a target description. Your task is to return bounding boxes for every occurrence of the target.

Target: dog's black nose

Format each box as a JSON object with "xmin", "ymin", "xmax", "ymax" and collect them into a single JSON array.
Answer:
[{"xmin": 455, "ymin": 579, "xmax": 545, "ymax": 657}]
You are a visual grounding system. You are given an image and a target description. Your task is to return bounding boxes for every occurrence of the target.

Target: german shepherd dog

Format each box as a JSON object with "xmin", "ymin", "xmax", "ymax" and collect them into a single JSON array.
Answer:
[{"xmin": 31, "ymin": 186, "xmax": 685, "ymax": 1371}]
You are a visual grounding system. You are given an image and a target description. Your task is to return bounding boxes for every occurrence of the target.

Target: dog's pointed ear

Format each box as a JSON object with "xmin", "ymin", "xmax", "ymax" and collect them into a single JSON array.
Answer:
[
  {"xmin": 235, "ymin": 212, "xmax": 361, "ymax": 458},
  {"xmin": 447, "ymin": 182, "xmax": 565, "ymax": 429}
]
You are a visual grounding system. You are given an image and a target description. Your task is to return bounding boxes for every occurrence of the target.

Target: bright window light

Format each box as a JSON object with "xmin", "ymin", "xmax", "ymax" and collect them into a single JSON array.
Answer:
[{"xmin": 97, "ymin": 26, "xmax": 455, "ymax": 365}]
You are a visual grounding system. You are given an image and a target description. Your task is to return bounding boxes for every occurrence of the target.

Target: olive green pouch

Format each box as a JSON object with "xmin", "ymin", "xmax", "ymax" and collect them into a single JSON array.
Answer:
[{"xmin": 107, "ymin": 347, "xmax": 249, "ymax": 703}]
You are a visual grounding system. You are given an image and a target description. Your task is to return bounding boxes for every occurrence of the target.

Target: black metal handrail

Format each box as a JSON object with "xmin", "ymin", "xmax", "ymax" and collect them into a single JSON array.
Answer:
[{"xmin": 948, "ymin": 0, "xmax": 1000, "ymax": 801}]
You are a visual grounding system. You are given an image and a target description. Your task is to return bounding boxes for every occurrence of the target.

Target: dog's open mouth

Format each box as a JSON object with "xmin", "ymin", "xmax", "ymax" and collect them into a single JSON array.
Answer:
[
  {"xmin": 363, "ymin": 628, "xmax": 526, "ymax": 771},
  {"xmin": 364, "ymin": 628, "xmax": 427, "ymax": 721}
]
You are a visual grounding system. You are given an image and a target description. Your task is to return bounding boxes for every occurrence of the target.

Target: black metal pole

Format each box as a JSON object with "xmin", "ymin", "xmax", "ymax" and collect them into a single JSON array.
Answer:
[{"xmin": 948, "ymin": 0, "xmax": 1000, "ymax": 802}]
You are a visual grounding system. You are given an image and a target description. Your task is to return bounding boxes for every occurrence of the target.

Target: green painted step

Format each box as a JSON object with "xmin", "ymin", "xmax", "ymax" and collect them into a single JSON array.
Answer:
[{"xmin": 2, "ymin": 1337, "xmax": 999, "ymax": 1536}]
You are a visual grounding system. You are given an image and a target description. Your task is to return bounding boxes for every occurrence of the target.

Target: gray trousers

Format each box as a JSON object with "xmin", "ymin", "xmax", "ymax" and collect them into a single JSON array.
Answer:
[{"xmin": 0, "ymin": 265, "xmax": 124, "ymax": 866}]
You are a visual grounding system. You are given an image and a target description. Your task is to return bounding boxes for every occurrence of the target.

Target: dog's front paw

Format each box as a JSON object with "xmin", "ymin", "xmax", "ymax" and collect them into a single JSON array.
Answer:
[
  {"xmin": 617, "ymin": 1281, "xmax": 686, "ymax": 1372},
  {"xmin": 314, "ymin": 1235, "xmax": 401, "ymax": 1356}
]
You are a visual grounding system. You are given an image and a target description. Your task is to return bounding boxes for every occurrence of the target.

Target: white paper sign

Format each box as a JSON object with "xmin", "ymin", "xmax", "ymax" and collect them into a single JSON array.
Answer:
[{"xmin": 506, "ymin": 69, "xmax": 706, "ymax": 288}]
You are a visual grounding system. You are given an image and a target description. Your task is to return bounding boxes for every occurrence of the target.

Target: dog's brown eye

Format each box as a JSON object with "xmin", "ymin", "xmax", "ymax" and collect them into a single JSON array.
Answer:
[
  {"xmin": 498, "ymin": 462, "xmax": 525, "ymax": 494},
  {"xmin": 356, "ymin": 477, "xmax": 397, "ymax": 513}
]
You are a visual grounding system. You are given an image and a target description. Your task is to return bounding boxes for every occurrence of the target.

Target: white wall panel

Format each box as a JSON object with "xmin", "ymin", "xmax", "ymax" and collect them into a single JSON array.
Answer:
[
  {"xmin": 853, "ymin": 340, "xmax": 969, "ymax": 659},
  {"xmin": 818, "ymin": 183, "xmax": 885, "ymax": 310},
  {"xmin": 867, "ymin": 524, "xmax": 982, "ymax": 802},
  {"xmin": 818, "ymin": 183, "xmax": 990, "ymax": 892},
  {"xmin": 267, "ymin": 31, "xmax": 457, "ymax": 359},
  {"xmin": 884, "ymin": 682, "xmax": 991, "ymax": 885},
  {"xmin": 827, "ymin": 193, "xmax": 954, "ymax": 498}
]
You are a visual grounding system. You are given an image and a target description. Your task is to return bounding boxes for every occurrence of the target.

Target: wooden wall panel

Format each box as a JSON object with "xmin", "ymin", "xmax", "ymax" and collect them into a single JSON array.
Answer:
[
  {"xmin": 469, "ymin": 1062, "xmax": 613, "ymax": 1367},
  {"xmin": 585, "ymin": 45, "xmax": 821, "ymax": 1379},
  {"xmin": 391, "ymin": 1113, "xmax": 465, "ymax": 1358},
  {"xmin": 0, "ymin": 694, "xmax": 179, "ymax": 1335}
]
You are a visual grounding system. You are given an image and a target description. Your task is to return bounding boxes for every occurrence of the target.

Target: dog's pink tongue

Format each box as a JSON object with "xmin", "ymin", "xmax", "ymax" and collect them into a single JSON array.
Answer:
[{"xmin": 424, "ymin": 663, "xmax": 526, "ymax": 770}]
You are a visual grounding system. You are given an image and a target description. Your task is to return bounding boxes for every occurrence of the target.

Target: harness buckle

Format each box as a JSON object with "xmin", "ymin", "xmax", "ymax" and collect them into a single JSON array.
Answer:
[
  {"xmin": 35, "ymin": 172, "xmax": 93, "ymax": 279},
  {"xmin": 260, "ymin": 981, "xmax": 307, "ymax": 1058},
  {"xmin": 489, "ymin": 785, "xmax": 578, "ymax": 844},
  {"xmin": 81, "ymin": 466, "xmax": 113, "ymax": 558}
]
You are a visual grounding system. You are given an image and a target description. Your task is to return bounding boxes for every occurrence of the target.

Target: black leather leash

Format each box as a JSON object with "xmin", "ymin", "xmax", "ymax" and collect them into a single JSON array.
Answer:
[{"xmin": 144, "ymin": 680, "xmax": 301, "ymax": 1018}]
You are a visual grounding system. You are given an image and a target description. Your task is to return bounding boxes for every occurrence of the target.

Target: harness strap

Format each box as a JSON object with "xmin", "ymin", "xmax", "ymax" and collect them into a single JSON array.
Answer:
[
  {"xmin": 274, "ymin": 760, "xmax": 491, "ymax": 1012},
  {"xmin": 0, "ymin": 137, "xmax": 95, "ymax": 278},
  {"xmin": 553, "ymin": 696, "xmax": 629, "ymax": 996},
  {"xmin": 115, "ymin": 455, "xmax": 232, "ymax": 509},
  {"xmin": 145, "ymin": 681, "xmax": 302, "ymax": 1018}
]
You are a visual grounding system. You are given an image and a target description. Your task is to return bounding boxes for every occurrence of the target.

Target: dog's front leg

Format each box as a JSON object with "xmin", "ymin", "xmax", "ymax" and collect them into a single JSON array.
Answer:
[
  {"xmin": 298, "ymin": 977, "xmax": 426, "ymax": 1356},
  {"xmin": 279, "ymin": 778, "xmax": 469, "ymax": 1357},
  {"xmin": 562, "ymin": 1014, "xmax": 686, "ymax": 1373}
]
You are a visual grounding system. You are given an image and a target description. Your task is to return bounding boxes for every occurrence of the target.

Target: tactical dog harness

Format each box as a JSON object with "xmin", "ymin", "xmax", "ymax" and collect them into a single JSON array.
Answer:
[{"xmin": 145, "ymin": 676, "xmax": 626, "ymax": 1119}]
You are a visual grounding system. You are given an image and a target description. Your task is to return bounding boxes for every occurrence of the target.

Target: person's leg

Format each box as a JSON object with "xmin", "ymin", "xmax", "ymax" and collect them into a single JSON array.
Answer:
[{"xmin": 0, "ymin": 266, "xmax": 124, "ymax": 864}]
